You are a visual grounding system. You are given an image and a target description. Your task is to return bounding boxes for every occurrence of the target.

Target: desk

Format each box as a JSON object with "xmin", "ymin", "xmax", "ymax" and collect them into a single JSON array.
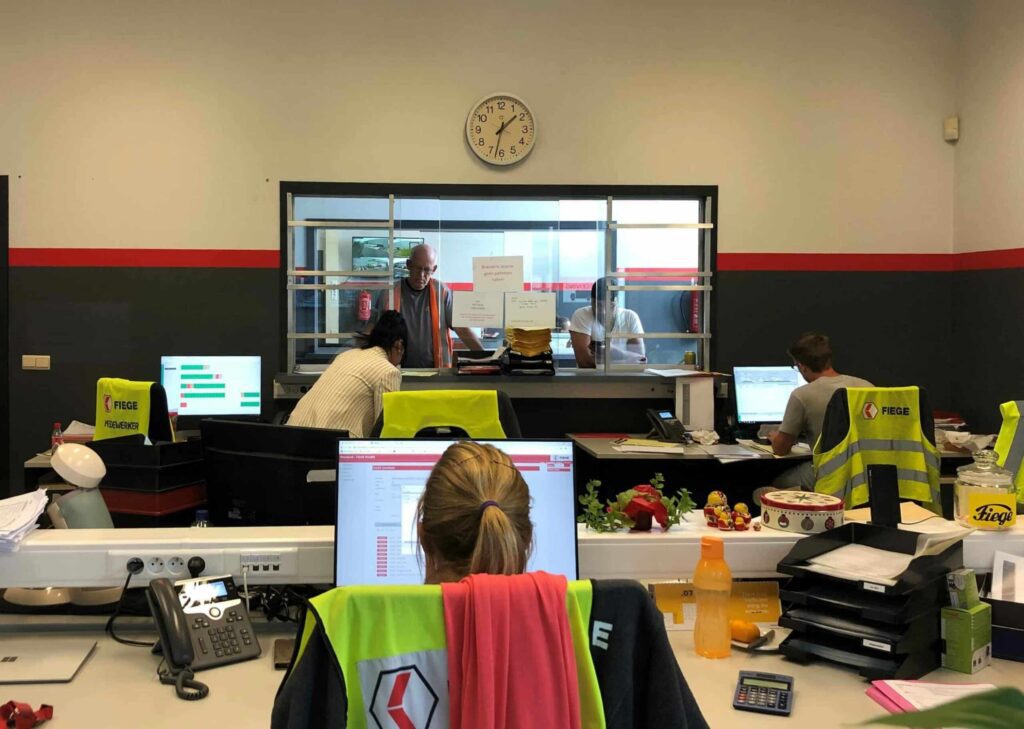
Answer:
[
  {"xmin": 4, "ymin": 619, "xmax": 1021, "ymax": 727},
  {"xmin": 569, "ymin": 434, "xmax": 811, "ymax": 508}
]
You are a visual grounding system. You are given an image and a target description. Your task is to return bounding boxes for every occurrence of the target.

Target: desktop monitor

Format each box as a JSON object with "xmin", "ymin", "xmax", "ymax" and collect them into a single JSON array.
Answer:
[
  {"xmin": 161, "ymin": 356, "xmax": 262, "ymax": 417},
  {"xmin": 200, "ymin": 419, "xmax": 348, "ymax": 526},
  {"xmin": 733, "ymin": 366, "xmax": 808, "ymax": 424},
  {"xmin": 334, "ymin": 439, "xmax": 578, "ymax": 586}
]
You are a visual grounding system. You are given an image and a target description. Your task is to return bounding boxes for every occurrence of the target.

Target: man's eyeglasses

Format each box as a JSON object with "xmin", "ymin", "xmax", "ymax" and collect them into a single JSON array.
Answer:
[{"xmin": 408, "ymin": 266, "xmax": 435, "ymax": 275}]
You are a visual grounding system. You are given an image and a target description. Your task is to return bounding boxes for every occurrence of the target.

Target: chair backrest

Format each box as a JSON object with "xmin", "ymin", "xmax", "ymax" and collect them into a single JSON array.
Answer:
[
  {"xmin": 371, "ymin": 389, "xmax": 521, "ymax": 438},
  {"xmin": 94, "ymin": 377, "xmax": 174, "ymax": 442},
  {"xmin": 814, "ymin": 386, "xmax": 939, "ymax": 506}
]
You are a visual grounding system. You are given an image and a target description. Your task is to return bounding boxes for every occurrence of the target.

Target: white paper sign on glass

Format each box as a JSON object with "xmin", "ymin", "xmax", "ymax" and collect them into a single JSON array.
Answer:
[
  {"xmin": 472, "ymin": 256, "xmax": 524, "ymax": 292},
  {"xmin": 504, "ymin": 293, "xmax": 556, "ymax": 329},
  {"xmin": 452, "ymin": 291, "xmax": 504, "ymax": 328}
]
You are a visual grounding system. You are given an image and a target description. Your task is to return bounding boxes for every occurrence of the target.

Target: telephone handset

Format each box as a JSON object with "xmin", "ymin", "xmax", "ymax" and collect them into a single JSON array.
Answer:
[
  {"xmin": 147, "ymin": 574, "xmax": 261, "ymax": 700},
  {"xmin": 646, "ymin": 408, "xmax": 690, "ymax": 443}
]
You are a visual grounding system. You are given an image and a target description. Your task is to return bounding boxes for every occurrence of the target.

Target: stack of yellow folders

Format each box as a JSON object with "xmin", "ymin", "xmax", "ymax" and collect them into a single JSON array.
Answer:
[{"xmin": 505, "ymin": 327, "xmax": 552, "ymax": 357}]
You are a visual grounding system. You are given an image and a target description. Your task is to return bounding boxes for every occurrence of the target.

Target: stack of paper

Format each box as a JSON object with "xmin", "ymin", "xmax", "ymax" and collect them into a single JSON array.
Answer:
[
  {"xmin": 505, "ymin": 328, "xmax": 552, "ymax": 358},
  {"xmin": 0, "ymin": 489, "xmax": 49, "ymax": 551},
  {"xmin": 866, "ymin": 679, "xmax": 995, "ymax": 713}
]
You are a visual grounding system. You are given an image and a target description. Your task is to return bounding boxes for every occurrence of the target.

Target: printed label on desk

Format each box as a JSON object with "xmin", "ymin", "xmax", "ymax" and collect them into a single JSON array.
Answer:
[
  {"xmin": 862, "ymin": 639, "xmax": 892, "ymax": 652},
  {"xmin": 863, "ymin": 582, "xmax": 887, "ymax": 593}
]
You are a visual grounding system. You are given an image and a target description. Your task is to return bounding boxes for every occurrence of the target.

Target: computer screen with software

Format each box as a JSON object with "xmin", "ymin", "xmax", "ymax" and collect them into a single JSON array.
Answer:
[
  {"xmin": 335, "ymin": 439, "xmax": 578, "ymax": 586},
  {"xmin": 733, "ymin": 366, "xmax": 808, "ymax": 424},
  {"xmin": 161, "ymin": 356, "xmax": 261, "ymax": 416}
]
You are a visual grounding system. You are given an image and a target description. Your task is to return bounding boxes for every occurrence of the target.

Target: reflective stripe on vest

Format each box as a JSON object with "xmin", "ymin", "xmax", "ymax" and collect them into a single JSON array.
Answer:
[
  {"xmin": 994, "ymin": 400, "xmax": 1024, "ymax": 500},
  {"xmin": 94, "ymin": 378, "xmax": 155, "ymax": 441},
  {"xmin": 813, "ymin": 387, "xmax": 940, "ymax": 507},
  {"xmin": 292, "ymin": 582, "xmax": 605, "ymax": 729},
  {"xmin": 380, "ymin": 390, "xmax": 507, "ymax": 438},
  {"xmin": 394, "ymin": 279, "xmax": 453, "ymax": 368}
]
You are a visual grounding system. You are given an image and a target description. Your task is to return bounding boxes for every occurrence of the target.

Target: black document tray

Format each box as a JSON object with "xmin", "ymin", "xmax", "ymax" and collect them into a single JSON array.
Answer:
[
  {"xmin": 780, "ymin": 575, "xmax": 947, "ymax": 625},
  {"xmin": 780, "ymin": 634, "xmax": 939, "ymax": 680},
  {"xmin": 776, "ymin": 522, "xmax": 964, "ymax": 596},
  {"xmin": 780, "ymin": 607, "xmax": 938, "ymax": 655}
]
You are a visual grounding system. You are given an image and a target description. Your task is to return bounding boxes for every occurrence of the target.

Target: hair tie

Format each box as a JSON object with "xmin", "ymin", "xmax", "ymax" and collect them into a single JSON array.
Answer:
[{"xmin": 479, "ymin": 500, "xmax": 501, "ymax": 516}]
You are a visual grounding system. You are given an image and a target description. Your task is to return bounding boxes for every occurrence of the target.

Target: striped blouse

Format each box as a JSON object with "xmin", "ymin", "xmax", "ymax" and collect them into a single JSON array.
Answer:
[{"xmin": 287, "ymin": 347, "xmax": 401, "ymax": 437}]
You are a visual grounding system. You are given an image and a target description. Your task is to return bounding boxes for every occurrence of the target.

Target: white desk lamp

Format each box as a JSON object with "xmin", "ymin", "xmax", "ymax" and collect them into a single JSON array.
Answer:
[{"xmin": 5, "ymin": 444, "xmax": 120, "ymax": 607}]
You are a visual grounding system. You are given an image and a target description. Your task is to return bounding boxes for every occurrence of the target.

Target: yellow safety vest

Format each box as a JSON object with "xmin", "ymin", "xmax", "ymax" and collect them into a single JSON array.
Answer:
[
  {"xmin": 380, "ymin": 390, "xmax": 506, "ymax": 438},
  {"xmin": 994, "ymin": 400, "xmax": 1024, "ymax": 502},
  {"xmin": 813, "ymin": 387, "xmax": 940, "ymax": 507},
  {"xmin": 289, "ymin": 582, "xmax": 605, "ymax": 729},
  {"xmin": 94, "ymin": 378, "xmax": 155, "ymax": 441}
]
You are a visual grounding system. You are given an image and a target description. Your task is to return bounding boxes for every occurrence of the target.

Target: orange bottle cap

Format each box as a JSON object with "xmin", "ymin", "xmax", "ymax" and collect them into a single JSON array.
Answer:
[{"xmin": 700, "ymin": 536, "xmax": 724, "ymax": 559}]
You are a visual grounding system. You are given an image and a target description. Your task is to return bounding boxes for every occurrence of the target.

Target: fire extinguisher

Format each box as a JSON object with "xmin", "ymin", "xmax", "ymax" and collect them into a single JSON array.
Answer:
[{"xmin": 357, "ymin": 290, "xmax": 372, "ymax": 322}]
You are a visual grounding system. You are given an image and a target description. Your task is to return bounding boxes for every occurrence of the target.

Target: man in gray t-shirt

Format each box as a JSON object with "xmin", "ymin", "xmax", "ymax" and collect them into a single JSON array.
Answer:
[{"xmin": 769, "ymin": 333, "xmax": 873, "ymax": 491}]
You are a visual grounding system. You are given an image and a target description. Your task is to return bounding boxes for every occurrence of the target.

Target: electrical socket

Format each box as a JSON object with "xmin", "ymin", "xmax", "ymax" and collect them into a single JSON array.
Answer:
[
  {"xmin": 147, "ymin": 556, "xmax": 165, "ymax": 575},
  {"xmin": 167, "ymin": 556, "xmax": 186, "ymax": 576}
]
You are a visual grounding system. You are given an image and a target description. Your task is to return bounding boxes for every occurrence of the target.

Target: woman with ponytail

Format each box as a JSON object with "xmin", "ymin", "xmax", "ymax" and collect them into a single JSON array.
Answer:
[{"xmin": 416, "ymin": 440, "xmax": 533, "ymax": 583}]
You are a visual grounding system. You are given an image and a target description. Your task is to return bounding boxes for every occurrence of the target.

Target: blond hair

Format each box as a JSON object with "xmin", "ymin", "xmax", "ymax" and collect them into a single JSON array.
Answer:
[{"xmin": 417, "ymin": 441, "xmax": 533, "ymax": 582}]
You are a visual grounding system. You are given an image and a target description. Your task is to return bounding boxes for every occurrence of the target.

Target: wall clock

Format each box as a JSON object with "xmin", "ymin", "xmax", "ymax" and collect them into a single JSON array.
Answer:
[{"xmin": 466, "ymin": 93, "xmax": 536, "ymax": 166}]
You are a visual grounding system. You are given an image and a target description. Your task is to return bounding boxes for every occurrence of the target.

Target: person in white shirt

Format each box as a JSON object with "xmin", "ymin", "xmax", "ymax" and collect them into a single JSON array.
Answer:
[
  {"xmin": 287, "ymin": 311, "xmax": 407, "ymax": 437},
  {"xmin": 569, "ymin": 278, "xmax": 646, "ymax": 368}
]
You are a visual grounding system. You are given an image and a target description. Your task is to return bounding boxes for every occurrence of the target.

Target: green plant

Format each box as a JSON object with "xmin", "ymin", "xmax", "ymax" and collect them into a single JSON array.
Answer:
[
  {"xmin": 861, "ymin": 687, "xmax": 1024, "ymax": 728},
  {"xmin": 577, "ymin": 472, "xmax": 695, "ymax": 532}
]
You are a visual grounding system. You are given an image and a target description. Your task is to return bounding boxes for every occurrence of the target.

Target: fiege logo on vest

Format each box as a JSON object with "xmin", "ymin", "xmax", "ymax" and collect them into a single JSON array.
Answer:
[
  {"xmin": 861, "ymin": 402, "xmax": 910, "ymax": 420},
  {"xmin": 369, "ymin": 665, "xmax": 439, "ymax": 729}
]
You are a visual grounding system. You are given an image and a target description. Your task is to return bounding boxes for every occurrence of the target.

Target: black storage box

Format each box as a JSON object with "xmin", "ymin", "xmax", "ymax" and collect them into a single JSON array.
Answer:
[
  {"xmin": 982, "ymin": 596, "xmax": 1024, "ymax": 662},
  {"xmin": 86, "ymin": 436, "xmax": 204, "ymax": 492}
]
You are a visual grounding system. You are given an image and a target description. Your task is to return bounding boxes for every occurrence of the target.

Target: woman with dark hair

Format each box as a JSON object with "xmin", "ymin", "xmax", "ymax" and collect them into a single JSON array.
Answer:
[{"xmin": 288, "ymin": 310, "xmax": 407, "ymax": 436}]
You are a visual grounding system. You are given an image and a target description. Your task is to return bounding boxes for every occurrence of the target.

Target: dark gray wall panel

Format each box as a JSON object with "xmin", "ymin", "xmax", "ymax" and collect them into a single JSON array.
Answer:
[
  {"xmin": 714, "ymin": 271, "xmax": 954, "ymax": 412},
  {"xmin": 951, "ymin": 268, "xmax": 1024, "ymax": 433},
  {"xmin": 7, "ymin": 267, "xmax": 279, "ymax": 492}
]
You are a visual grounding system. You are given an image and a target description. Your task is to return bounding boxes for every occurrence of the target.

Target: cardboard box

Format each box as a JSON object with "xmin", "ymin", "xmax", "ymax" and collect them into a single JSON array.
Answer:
[
  {"xmin": 941, "ymin": 603, "xmax": 992, "ymax": 674},
  {"xmin": 946, "ymin": 568, "xmax": 980, "ymax": 609}
]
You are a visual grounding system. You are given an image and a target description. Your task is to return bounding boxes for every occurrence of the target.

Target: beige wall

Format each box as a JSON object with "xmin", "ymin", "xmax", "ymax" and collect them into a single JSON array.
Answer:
[
  {"xmin": 0, "ymin": 0, "xmax": 959, "ymax": 255},
  {"xmin": 954, "ymin": 0, "xmax": 1024, "ymax": 254}
]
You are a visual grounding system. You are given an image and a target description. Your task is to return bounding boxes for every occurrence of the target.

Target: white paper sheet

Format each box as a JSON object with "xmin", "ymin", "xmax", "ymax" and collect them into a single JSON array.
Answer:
[
  {"xmin": 452, "ymin": 291, "xmax": 504, "ymax": 327},
  {"xmin": 992, "ymin": 550, "xmax": 1024, "ymax": 603},
  {"xmin": 504, "ymin": 293, "xmax": 556, "ymax": 328},
  {"xmin": 472, "ymin": 256, "xmax": 524, "ymax": 292}
]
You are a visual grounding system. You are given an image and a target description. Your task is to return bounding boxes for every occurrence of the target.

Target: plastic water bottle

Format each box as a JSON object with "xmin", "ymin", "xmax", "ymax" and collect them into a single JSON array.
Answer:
[
  {"xmin": 50, "ymin": 422, "xmax": 65, "ymax": 455},
  {"xmin": 693, "ymin": 535, "xmax": 732, "ymax": 658},
  {"xmin": 191, "ymin": 509, "xmax": 211, "ymax": 528}
]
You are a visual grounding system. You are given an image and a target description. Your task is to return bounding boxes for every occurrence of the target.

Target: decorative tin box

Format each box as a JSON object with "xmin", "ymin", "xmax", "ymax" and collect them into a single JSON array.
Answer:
[{"xmin": 760, "ymin": 490, "xmax": 844, "ymax": 534}]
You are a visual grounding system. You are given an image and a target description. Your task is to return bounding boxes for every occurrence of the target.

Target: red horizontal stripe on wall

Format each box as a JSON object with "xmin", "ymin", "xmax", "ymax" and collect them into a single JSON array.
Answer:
[
  {"xmin": 955, "ymin": 247, "xmax": 1024, "ymax": 271},
  {"xmin": 717, "ymin": 252, "xmax": 953, "ymax": 272},
  {"xmin": 8, "ymin": 248, "xmax": 279, "ymax": 268}
]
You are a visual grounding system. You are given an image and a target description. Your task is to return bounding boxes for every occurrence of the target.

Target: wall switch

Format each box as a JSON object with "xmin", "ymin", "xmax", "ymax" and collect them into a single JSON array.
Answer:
[
  {"xmin": 944, "ymin": 116, "xmax": 959, "ymax": 142},
  {"xmin": 22, "ymin": 354, "xmax": 50, "ymax": 370},
  {"xmin": 716, "ymin": 381, "xmax": 729, "ymax": 398}
]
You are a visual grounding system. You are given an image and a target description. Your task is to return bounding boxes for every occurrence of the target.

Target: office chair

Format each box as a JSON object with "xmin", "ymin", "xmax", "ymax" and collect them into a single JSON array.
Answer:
[
  {"xmin": 814, "ymin": 386, "xmax": 940, "ymax": 507},
  {"xmin": 370, "ymin": 389, "xmax": 522, "ymax": 438}
]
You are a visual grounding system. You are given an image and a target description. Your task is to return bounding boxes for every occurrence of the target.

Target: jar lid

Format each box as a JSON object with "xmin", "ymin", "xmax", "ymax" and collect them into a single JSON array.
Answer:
[
  {"xmin": 956, "ymin": 449, "xmax": 1014, "ymax": 488},
  {"xmin": 761, "ymin": 490, "xmax": 844, "ymax": 512}
]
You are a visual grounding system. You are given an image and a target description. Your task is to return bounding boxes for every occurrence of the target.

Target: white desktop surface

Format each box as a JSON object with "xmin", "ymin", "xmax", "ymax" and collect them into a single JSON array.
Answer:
[{"xmin": 4, "ymin": 625, "xmax": 1021, "ymax": 727}]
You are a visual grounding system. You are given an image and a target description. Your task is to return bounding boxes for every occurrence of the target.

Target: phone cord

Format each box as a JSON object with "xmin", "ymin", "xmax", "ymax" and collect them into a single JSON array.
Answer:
[{"xmin": 160, "ymin": 667, "xmax": 209, "ymax": 701}]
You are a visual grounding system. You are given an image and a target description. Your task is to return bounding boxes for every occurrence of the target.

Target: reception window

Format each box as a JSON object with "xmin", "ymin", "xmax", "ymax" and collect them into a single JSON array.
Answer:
[{"xmin": 283, "ymin": 183, "xmax": 716, "ymax": 373}]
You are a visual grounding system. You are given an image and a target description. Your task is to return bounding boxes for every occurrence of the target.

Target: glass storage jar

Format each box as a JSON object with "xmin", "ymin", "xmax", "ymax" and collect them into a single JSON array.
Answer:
[{"xmin": 954, "ymin": 450, "xmax": 1016, "ymax": 530}]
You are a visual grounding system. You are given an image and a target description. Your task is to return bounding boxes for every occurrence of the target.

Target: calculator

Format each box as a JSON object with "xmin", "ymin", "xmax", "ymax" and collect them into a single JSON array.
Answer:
[{"xmin": 733, "ymin": 671, "xmax": 794, "ymax": 716}]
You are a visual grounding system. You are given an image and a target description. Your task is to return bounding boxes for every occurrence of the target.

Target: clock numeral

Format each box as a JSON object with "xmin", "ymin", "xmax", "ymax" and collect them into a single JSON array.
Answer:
[
  {"xmin": 478, "ymin": 113, "xmax": 488, "ymax": 122},
  {"xmin": 474, "ymin": 126, "xmax": 481, "ymax": 134},
  {"xmin": 497, "ymin": 101, "xmax": 506, "ymax": 110},
  {"xmin": 511, "ymin": 104, "xmax": 516, "ymax": 112},
  {"xmin": 510, "ymin": 145, "xmax": 517, "ymax": 155},
  {"xmin": 498, "ymin": 148, "xmax": 505, "ymax": 158},
  {"xmin": 485, "ymin": 104, "xmax": 494, "ymax": 113},
  {"xmin": 488, "ymin": 146, "xmax": 494, "ymax": 154},
  {"xmin": 519, "ymin": 137, "xmax": 525, "ymax": 145},
  {"xmin": 477, "ymin": 138, "xmax": 485, "ymax": 146},
  {"xmin": 522, "ymin": 125, "xmax": 529, "ymax": 134},
  {"xmin": 519, "ymin": 112, "xmax": 526, "ymax": 121}
]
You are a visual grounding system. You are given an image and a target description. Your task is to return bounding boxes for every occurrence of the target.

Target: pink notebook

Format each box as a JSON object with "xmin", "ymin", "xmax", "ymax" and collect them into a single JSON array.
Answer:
[{"xmin": 866, "ymin": 680, "xmax": 996, "ymax": 714}]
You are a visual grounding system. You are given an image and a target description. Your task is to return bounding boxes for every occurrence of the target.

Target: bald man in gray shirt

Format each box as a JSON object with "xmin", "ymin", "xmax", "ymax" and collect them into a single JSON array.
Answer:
[{"xmin": 769, "ymin": 333, "xmax": 872, "ymax": 491}]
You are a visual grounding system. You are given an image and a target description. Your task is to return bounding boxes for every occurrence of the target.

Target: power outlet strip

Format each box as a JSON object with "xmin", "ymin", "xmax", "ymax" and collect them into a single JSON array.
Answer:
[{"xmin": 107, "ymin": 548, "xmax": 301, "ymax": 580}]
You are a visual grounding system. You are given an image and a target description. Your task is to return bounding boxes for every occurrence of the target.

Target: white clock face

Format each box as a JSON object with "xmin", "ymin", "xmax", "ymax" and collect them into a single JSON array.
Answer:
[{"xmin": 466, "ymin": 93, "xmax": 536, "ymax": 166}]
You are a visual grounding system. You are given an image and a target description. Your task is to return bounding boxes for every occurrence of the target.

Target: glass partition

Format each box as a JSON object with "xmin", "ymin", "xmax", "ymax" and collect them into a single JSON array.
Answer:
[{"xmin": 284, "ymin": 185, "xmax": 715, "ymax": 373}]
